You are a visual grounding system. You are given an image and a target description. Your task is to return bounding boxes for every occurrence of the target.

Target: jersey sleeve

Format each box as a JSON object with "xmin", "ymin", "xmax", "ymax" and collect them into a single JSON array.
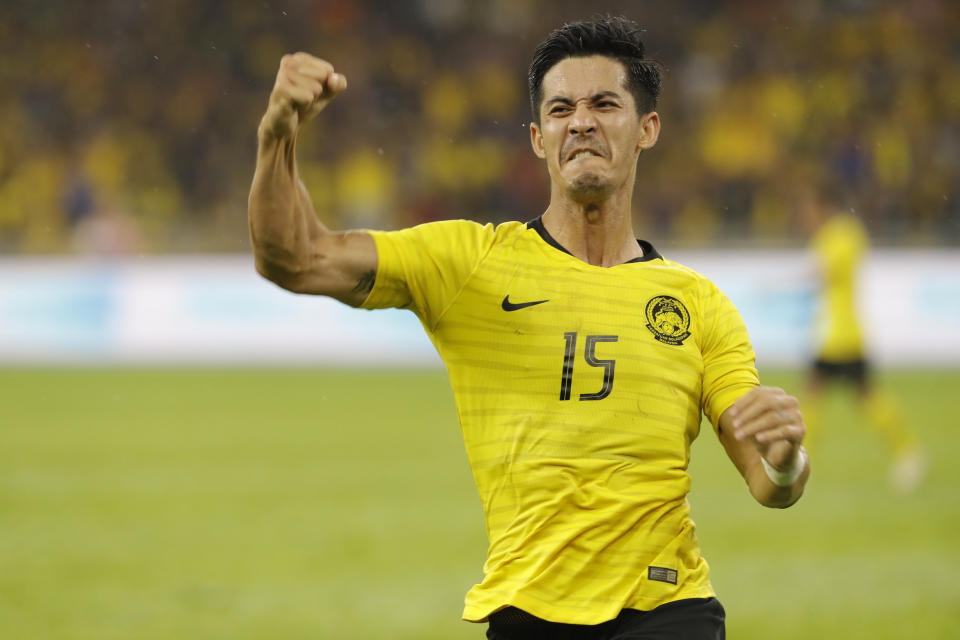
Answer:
[
  {"xmin": 698, "ymin": 278, "xmax": 760, "ymax": 429},
  {"xmin": 360, "ymin": 219, "xmax": 496, "ymax": 329}
]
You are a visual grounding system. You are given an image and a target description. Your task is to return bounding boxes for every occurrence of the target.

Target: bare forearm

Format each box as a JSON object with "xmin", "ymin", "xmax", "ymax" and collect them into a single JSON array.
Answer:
[
  {"xmin": 248, "ymin": 130, "xmax": 323, "ymax": 283},
  {"xmin": 745, "ymin": 454, "xmax": 810, "ymax": 508},
  {"xmin": 249, "ymin": 51, "xmax": 348, "ymax": 287},
  {"xmin": 248, "ymin": 54, "xmax": 376, "ymax": 304},
  {"xmin": 720, "ymin": 386, "xmax": 811, "ymax": 509}
]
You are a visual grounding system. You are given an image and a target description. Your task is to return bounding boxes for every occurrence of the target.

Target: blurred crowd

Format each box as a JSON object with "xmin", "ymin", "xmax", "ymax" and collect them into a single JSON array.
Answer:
[{"xmin": 0, "ymin": 0, "xmax": 957, "ymax": 254}]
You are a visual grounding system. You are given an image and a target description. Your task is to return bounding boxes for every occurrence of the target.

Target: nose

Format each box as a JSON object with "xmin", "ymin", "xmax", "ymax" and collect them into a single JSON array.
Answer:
[{"xmin": 568, "ymin": 103, "xmax": 597, "ymax": 136}]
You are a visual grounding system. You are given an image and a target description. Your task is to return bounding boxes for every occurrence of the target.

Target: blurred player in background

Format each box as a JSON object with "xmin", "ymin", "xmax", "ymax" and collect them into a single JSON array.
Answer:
[
  {"xmin": 249, "ymin": 16, "xmax": 809, "ymax": 639},
  {"xmin": 800, "ymin": 191, "xmax": 925, "ymax": 493}
]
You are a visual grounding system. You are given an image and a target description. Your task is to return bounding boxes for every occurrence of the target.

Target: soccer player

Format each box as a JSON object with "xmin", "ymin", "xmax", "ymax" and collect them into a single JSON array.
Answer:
[
  {"xmin": 800, "ymin": 193, "xmax": 925, "ymax": 493},
  {"xmin": 249, "ymin": 17, "xmax": 809, "ymax": 639}
]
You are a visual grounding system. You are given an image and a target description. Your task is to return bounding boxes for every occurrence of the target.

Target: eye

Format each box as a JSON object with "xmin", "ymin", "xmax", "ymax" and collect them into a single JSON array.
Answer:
[{"xmin": 549, "ymin": 105, "xmax": 571, "ymax": 115}]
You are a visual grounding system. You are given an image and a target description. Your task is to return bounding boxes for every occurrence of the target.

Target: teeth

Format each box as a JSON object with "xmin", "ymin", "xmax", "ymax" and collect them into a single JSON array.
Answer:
[{"xmin": 572, "ymin": 151, "xmax": 595, "ymax": 161}]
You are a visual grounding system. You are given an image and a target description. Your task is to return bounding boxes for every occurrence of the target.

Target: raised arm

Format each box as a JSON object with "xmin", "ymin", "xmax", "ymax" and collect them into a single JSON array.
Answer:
[
  {"xmin": 248, "ymin": 52, "xmax": 378, "ymax": 307},
  {"xmin": 717, "ymin": 386, "xmax": 810, "ymax": 508}
]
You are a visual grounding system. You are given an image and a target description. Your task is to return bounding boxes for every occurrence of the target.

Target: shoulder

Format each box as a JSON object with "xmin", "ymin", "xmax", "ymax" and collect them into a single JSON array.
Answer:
[
  {"xmin": 396, "ymin": 218, "xmax": 491, "ymax": 236},
  {"xmin": 654, "ymin": 256, "xmax": 706, "ymax": 278},
  {"xmin": 648, "ymin": 256, "xmax": 719, "ymax": 291},
  {"xmin": 491, "ymin": 219, "xmax": 529, "ymax": 240},
  {"xmin": 446, "ymin": 219, "xmax": 530, "ymax": 252},
  {"xmin": 367, "ymin": 219, "xmax": 534, "ymax": 272},
  {"xmin": 367, "ymin": 218, "xmax": 496, "ymax": 247},
  {"xmin": 399, "ymin": 218, "xmax": 527, "ymax": 240},
  {"xmin": 644, "ymin": 256, "xmax": 737, "ymax": 319}
]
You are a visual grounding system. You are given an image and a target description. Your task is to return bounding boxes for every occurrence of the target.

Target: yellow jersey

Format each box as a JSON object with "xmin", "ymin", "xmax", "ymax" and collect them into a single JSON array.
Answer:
[
  {"xmin": 811, "ymin": 213, "xmax": 868, "ymax": 361},
  {"xmin": 362, "ymin": 218, "xmax": 758, "ymax": 625}
]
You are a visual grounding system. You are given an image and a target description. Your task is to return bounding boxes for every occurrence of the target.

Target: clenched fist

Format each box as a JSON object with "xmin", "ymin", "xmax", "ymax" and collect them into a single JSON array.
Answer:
[
  {"xmin": 728, "ymin": 385, "xmax": 806, "ymax": 470},
  {"xmin": 259, "ymin": 52, "xmax": 348, "ymax": 140}
]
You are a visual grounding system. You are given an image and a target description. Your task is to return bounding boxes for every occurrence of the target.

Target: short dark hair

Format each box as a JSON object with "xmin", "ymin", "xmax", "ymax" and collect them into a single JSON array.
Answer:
[{"xmin": 528, "ymin": 16, "xmax": 662, "ymax": 122}]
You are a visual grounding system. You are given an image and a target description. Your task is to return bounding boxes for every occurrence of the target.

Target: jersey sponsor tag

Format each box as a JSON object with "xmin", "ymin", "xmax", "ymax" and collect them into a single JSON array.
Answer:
[{"xmin": 647, "ymin": 566, "xmax": 678, "ymax": 585}]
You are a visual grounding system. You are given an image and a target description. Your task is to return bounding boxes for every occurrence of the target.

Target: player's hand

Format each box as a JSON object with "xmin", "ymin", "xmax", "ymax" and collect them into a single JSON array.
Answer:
[
  {"xmin": 728, "ymin": 386, "xmax": 805, "ymax": 470},
  {"xmin": 259, "ymin": 52, "xmax": 348, "ymax": 140}
]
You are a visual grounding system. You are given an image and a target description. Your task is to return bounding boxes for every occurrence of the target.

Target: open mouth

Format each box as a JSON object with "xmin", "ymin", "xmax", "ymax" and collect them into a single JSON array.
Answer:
[{"xmin": 566, "ymin": 149, "xmax": 602, "ymax": 163}]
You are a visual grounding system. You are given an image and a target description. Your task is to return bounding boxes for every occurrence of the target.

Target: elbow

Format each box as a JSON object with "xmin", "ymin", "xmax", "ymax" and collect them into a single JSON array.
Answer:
[
  {"xmin": 254, "ymin": 255, "xmax": 281, "ymax": 286},
  {"xmin": 751, "ymin": 482, "xmax": 805, "ymax": 509},
  {"xmin": 760, "ymin": 494, "xmax": 802, "ymax": 510},
  {"xmin": 253, "ymin": 252, "xmax": 310, "ymax": 293},
  {"xmin": 249, "ymin": 223, "xmax": 326, "ymax": 295},
  {"xmin": 746, "ymin": 451, "xmax": 810, "ymax": 509},
  {"xmin": 253, "ymin": 254, "xmax": 288, "ymax": 287}
]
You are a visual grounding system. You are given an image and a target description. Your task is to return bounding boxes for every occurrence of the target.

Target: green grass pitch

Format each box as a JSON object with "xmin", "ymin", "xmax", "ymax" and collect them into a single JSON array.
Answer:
[{"xmin": 1, "ymin": 368, "xmax": 958, "ymax": 638}]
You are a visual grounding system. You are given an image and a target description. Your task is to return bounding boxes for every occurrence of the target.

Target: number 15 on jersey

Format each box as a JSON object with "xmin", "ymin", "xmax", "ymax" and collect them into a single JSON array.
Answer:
[{"xmin": 560, "ymin": 332, "xmax": 618, "ymax": 401}]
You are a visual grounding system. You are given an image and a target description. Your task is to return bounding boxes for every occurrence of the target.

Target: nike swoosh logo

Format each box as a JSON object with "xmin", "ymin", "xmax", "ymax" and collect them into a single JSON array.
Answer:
[{"xmin": 501, "ymin": 295, "xmax": 550, "ymax": 311}]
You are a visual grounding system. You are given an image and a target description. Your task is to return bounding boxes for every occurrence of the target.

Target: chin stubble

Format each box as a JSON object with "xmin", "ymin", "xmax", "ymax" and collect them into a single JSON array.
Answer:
[{"xmin": 569, "ymin": 173, "xmax": 612, "ymax": 197}]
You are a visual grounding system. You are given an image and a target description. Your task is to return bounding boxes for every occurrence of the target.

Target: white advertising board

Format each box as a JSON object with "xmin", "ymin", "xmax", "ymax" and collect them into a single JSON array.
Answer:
[
  {"xmin": 0, "ymin": 251, "xmax": 957, "ymax": 367},
  {"xmin": 0, "ymin": 256, "xmax": 437, "ymax": 366}
]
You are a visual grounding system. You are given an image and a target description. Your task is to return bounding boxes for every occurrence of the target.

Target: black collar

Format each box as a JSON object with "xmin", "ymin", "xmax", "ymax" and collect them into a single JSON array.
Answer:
[{"xmin": 526, "ymin": 216, "xmax": 663, "ymax": 263}]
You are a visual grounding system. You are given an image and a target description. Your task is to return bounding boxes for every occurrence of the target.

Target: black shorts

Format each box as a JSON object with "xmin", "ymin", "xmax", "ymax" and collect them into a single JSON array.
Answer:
[
  {"xmin": 812, "ymin": 358, "xmax": 869, "ymax": 385},
  {"xmin": 486, "ymin": 597, "xmax": 725, "ymax": 640}
]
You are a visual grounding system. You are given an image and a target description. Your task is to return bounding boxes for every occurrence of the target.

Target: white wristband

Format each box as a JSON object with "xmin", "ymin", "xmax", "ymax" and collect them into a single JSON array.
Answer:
[{"xmin": 761, "ymin": 448, "xmax": 807, "ymax": 487}]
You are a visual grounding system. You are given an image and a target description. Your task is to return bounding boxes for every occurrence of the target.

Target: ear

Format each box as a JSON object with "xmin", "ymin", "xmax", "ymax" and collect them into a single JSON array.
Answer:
[
  {"xmin": 636, "ymin": 111, "xmax": 661, "ymax": 152},
  {"xmin": 530, "ymin": 121, "xmax": 546, "ymax": 159}
]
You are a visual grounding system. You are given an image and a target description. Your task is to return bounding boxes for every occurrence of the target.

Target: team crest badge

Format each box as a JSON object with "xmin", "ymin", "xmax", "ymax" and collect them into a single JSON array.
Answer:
[{"xmin": 645, "ymin": 295, "xmax": 691, "ymax": 345}]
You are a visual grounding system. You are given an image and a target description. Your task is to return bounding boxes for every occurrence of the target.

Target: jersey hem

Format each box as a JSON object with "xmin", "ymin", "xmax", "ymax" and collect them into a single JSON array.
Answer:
[
  {"xmin": 462, "ymin": 586, "xmax": 717, "ymax": 626},
  {"xmin": 358, "ymin": 230, "xmax": 394, "ymax": 311}
]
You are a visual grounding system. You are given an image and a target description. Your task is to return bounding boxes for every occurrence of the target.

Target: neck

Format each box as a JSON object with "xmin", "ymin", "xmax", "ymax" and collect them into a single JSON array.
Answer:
[{"xmin": 541, "ymin": 188, "xmax": 640, "ymax": 267}]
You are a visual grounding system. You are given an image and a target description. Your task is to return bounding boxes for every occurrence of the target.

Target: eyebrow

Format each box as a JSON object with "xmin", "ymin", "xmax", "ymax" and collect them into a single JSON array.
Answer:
[{"xmin": 545, "ymin": 91, "xmax": 624, "ymax": 108}]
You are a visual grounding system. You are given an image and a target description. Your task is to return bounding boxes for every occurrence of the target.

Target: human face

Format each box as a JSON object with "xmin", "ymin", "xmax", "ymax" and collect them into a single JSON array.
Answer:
[{"xmin": 530, "ymin": 55, "xmax": 659, "ymax": 201}]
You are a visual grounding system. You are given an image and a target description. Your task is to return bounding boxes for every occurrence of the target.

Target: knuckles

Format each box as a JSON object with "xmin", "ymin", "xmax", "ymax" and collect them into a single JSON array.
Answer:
[
  {"xmin": 754, "ymin": 385, "xmax": 800, "ymax": 411},
  {"xmin": 278, "ymin": 52, "xmax": 333, "ymax": 77},
  {"xmin": 264, "ymin": 53, "xmax": 339, "ymax": 135}
]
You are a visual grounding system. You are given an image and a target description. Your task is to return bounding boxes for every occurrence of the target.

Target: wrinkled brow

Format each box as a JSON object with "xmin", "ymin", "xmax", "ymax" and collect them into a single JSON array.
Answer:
[{"xmin": 545, "ymin": 90, "xmax": 624, "ymax": 107}]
